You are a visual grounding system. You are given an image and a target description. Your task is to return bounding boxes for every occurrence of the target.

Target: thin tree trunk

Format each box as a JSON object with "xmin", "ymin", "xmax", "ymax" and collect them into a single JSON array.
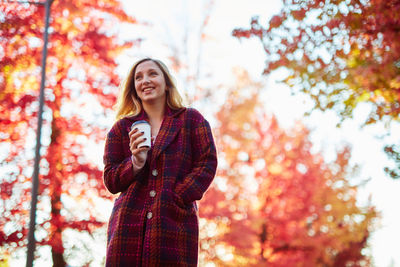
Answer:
[
  {"xmin": 260, "ymin": 222, "xmax": 267, "ymax": 261},
  {"xmin": 49, "ymin": 116, "xmax": 66, "ymax": 267}
]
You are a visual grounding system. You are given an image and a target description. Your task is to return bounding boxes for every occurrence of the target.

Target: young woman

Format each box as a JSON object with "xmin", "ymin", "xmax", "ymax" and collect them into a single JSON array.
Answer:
[{"xmin": 103, "ymin": 58, "xmax": 217, "ymax": 266}]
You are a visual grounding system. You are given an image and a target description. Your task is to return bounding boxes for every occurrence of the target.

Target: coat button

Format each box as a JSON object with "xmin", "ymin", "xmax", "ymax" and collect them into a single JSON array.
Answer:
[
  {"xmin": 152, "ymin": 169, "xmax": 158, "ymax": 176},
  {"xmin": 147, "ymin": 212, "xmax": 153, "ymax": 219},
  {"xmin": 149, "ymin": 190, "xmax": 156, "ymax": 197}
]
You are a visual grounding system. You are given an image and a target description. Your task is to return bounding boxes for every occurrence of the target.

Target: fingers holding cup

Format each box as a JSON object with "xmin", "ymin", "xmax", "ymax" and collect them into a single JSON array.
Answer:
[
  {"xmin": 130, "ymin": 121, "xmax": 151, "ymax": 149},
  {"xmin": 129, "ymin": 121, "xmax": 151, "ymax": 169}
]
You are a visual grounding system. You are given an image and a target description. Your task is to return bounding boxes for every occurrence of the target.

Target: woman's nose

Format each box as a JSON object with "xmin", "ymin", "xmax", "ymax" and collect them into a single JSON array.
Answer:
[{"xmin": 143, "ymin": 75, "xmax": 150, "ymax": 84}]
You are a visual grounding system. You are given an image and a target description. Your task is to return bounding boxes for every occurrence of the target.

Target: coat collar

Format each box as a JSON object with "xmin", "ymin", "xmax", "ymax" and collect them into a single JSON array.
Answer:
[
  {"xmin": 151, "ymin": 106, "xmax": 186, "ymax": 161},
  {"xmin": 126, "ymin": 105, "xmax": 185, "ymax": 122},
  {"xmin": 126, "ymin": 106, "xmax": 186, "ymax": 161}
]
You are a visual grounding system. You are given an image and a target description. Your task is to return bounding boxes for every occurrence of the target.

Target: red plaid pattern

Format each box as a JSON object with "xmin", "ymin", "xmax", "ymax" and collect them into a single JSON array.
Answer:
[{"xmin": 103, "ymin": 107, "xmax": 217, "ymax": 266}]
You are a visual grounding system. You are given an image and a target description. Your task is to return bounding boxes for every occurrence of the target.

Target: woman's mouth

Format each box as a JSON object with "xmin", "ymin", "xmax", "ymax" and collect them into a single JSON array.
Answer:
[{"xmin": 143, "ymin": 87, "xmax": 154, "ymax": 93}]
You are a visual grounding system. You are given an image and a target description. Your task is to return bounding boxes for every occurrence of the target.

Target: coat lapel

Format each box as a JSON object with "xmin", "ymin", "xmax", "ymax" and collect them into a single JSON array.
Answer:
[
  {"xmin": 125, "ymin": 110, "xmax": 149, "ymax": 132},
  {"xmin": 151, "ymin": 107, "xmax": 185, "ymax": 161}
]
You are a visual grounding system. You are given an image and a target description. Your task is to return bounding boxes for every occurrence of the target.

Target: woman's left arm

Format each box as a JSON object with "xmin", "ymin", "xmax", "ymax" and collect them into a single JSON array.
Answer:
[{"xmin": 174, "ymin": 114, "xmax": 218, "ymax": 205}]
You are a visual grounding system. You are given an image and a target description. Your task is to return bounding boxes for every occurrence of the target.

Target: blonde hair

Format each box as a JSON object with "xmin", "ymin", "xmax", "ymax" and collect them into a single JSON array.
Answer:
[{"xmin": 115, "ymin": 58, "xmax": 185, "ymax": 120}]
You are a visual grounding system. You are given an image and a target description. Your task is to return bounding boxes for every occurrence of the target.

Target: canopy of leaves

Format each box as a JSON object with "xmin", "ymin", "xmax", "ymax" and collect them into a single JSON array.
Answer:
[
  {"xmin": 233, "ymin": 0, "xmax": 400, "ymax": 178},
  {"xmin": 199, "ymin": 70, "xmax": 377, "ymax": 266},
  {"xmin": 234, "ymin": 0, "xmax": 400, "ymax": 124},
  {"xmin": 0, "ymin": 1, "xmax": 137, "ymax": 265}
]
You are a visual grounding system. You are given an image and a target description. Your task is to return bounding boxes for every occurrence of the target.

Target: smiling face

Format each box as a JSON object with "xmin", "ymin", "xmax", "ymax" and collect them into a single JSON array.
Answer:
[{"xmin": 133, "ymin": 60, "xmax": 167, "ymax": 104}]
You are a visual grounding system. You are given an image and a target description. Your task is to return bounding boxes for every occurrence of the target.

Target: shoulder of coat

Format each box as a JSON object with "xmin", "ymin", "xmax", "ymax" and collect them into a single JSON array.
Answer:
[
  {"xmin": 184, "ymin": 107, "xmax": 209, "ymax": 128},
  {"xmin": 170, "ymin": 107, "xmax": 187, "ymax": 118},
  {"xmin": 185, "ymin": 107, "xmax": 205, "ymax": 120},
  {"xmin": 108, "ymin": 117, "xmax": 131, "ymax": 137}
]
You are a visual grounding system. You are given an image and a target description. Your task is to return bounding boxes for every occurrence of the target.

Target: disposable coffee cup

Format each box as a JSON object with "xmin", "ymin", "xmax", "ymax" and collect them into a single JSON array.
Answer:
[{"xmin": 131, "ymin": 120, "xmax": 151, "ymax": 148}]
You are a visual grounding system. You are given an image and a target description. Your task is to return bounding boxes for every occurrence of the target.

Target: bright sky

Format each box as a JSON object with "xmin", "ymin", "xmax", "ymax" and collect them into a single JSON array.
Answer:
[{"xmin": 120, "ymin": 0, "xmax": 400, "ymax": 266}]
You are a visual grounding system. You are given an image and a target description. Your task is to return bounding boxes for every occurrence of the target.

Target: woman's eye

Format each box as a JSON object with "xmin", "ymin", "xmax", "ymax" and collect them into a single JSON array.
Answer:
[{"xmin": 135, "ymin": 76, "xmax": 142, "ymax": 80}]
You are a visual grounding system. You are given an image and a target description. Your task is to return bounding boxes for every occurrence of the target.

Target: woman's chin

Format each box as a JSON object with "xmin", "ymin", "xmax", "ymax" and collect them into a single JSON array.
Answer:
[{"xmin": 141, "ymin": 95, "xmax": 166, "ymax": 104}]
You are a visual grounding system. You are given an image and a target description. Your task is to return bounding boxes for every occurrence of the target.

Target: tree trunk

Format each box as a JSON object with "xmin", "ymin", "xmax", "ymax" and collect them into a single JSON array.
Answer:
[
  {"xmin": 50, "ymin": 192, "xmax": 65, "ymax": 267},
  {"xmin": 52, "ymin": 246, "xmax": 66, "ymax": 267},
  {"xmin": 49, "ymin": 116, "xmax": 66, "ymax": 267},
  {"xmin": 260, "ymin": 222, "xmax": 267, "ymax": 261}
]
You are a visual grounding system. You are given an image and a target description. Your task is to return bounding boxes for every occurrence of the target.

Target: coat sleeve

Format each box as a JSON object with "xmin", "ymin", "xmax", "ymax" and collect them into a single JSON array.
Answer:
[
  {"xmin": 103, "ymin": 121, "xmax": 141, "ymax": 194},
  {"xmin": 174, "ymin": 112, "xmax": 218, "ymax": 204}
]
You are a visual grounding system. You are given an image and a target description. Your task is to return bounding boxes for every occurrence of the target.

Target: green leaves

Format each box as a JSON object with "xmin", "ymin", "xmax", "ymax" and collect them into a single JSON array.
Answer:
[{"xmin": 233, "ymin": 0, "xmax": 400, "ymax": 178}]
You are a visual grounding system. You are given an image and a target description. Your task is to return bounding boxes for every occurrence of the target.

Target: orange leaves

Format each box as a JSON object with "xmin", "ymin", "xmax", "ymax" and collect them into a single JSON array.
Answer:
[
  {"xmin": 1, "ymin": 0, "xmax": 139, "ymax": 263},
  {"xmin": 200, "ymin": 73, "xmax": 376, "ymax": 266},
  {"xmin": 291, "ymin": 9, "xmax": 307, "ymax": 21},
  {"xmin": 233, "ymin": 0, "xmax": 400, "ymax": 179},
  {"xmin": 233, "ymin": 0, "xmax": 400, "ymax": 124},
  {"xmin": 269, "ymin": 15, "xmax": 284, "ymax": 29}
]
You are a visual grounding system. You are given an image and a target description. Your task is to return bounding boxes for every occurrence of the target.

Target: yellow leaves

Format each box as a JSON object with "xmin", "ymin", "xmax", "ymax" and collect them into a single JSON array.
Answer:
[
  {"xmin": 261, "ymin": 247, "xmax": 274, "ymax": 261},
  {"xmin": 356, "ymin": 91, "xmax": 370, "ymax": 102},
  {"xmin": 19, "ymin": 74, "xmax": 38, "ymax": 94},
  {"xmin": 347, "ymin": 50, "xmax": 360, "ymax": 68},
  {"xmin": 2, "ymin": 63, "xmax": 39, "ymax": 102},
  {"xmin": 60, "ymin": 18, "xmax": 73, "ymax": 33},
  {"xmin": 54, "ymin": 16, "xmax": 80, "ymax": 40},
  {"xmin": 53, "ymin": 109, "xmax": 61, "ymax": 119},
  {"xmin": 268, "ymin": 163, "xmax": 283, "ymax": 175},
  {"xmin": 217, "ymin": 201, "xmax": 227, "ymax": 210},
  {"xmin": 56, "ymin": 162, "xmax": 63, "ymax": 171},
  {"xmin": 371, "ymin": 88, "xmax": 399, "ymax": 103},
  {"xmin": 0, "ymin": 248, "xmax": 10, "ymax": 267},
  {"xmin": 389, "ymin": 78, "xmax": 400, "ymax": 90},
  {"xmin": 3, "ymin": 65, "xmax": 11, "ymax": 74},
  {"xmin": 10, "ymin": 34, "xmax": 22, "ymax": 44}
]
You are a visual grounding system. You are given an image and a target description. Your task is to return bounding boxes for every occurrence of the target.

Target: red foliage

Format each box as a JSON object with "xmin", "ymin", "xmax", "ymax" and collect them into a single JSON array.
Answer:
[
  {"xmin": 233, "ymin": 0, "xmax": 400, "ymax": 124},
  {"xmin": 233, "ymin": 0, "xmax": 400, "ymax": 178},
  {"xmin": 0, "ymin": 1, "xmax": 139, "ymax": 265},
  {"xmin": 199, "ymin": 71, "xmax": 377, "ymax": 266}
]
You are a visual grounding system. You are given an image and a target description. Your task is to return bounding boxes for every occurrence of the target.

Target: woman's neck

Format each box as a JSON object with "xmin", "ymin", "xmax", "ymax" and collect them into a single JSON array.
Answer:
[{"xmin": 142, "ymin": 100, "xmax": 166, "ymax": 123}]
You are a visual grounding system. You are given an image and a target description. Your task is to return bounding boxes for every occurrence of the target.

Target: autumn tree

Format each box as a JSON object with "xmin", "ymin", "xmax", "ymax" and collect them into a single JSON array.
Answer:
[
  {"xmin": 0, "ymin": 1, "xmax": 137, "ymax": 266},
  {"xmin": 199, "ymin": 69, "xmax": 377, "ymax": 266},
  {"xmin": 233, "ymin": 0, "xmax": 400, "ymax": 178}
]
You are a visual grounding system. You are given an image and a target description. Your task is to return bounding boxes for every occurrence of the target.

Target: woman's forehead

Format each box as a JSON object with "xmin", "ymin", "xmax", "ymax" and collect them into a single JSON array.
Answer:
[{"xmin": 136, "ymin": 60, "xmax": 161, "ymax": 72}]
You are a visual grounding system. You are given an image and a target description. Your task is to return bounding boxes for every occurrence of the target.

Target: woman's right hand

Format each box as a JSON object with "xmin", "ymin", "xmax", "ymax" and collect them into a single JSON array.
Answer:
[{"xmin": 129, "ymin": 128, "xmax": 150, "ymax": 170}]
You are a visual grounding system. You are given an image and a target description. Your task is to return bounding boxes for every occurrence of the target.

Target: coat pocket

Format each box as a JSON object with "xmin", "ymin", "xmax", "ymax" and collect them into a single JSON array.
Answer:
[{"xmin": 172, "ymin": 191, "xmax": 191, "ymax": 210}]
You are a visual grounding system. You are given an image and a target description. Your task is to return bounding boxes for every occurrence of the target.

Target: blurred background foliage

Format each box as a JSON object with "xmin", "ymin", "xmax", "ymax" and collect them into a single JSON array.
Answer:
[{"xmin": 1, "ymin": 0, "xmax": 398, "ymax": 266}]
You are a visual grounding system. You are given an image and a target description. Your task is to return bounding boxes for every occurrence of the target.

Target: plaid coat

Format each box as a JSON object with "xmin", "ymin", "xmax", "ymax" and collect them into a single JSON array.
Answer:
[{"xmin": 103, "ymin": 107, "xmax": 217, "ymax": 267}]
